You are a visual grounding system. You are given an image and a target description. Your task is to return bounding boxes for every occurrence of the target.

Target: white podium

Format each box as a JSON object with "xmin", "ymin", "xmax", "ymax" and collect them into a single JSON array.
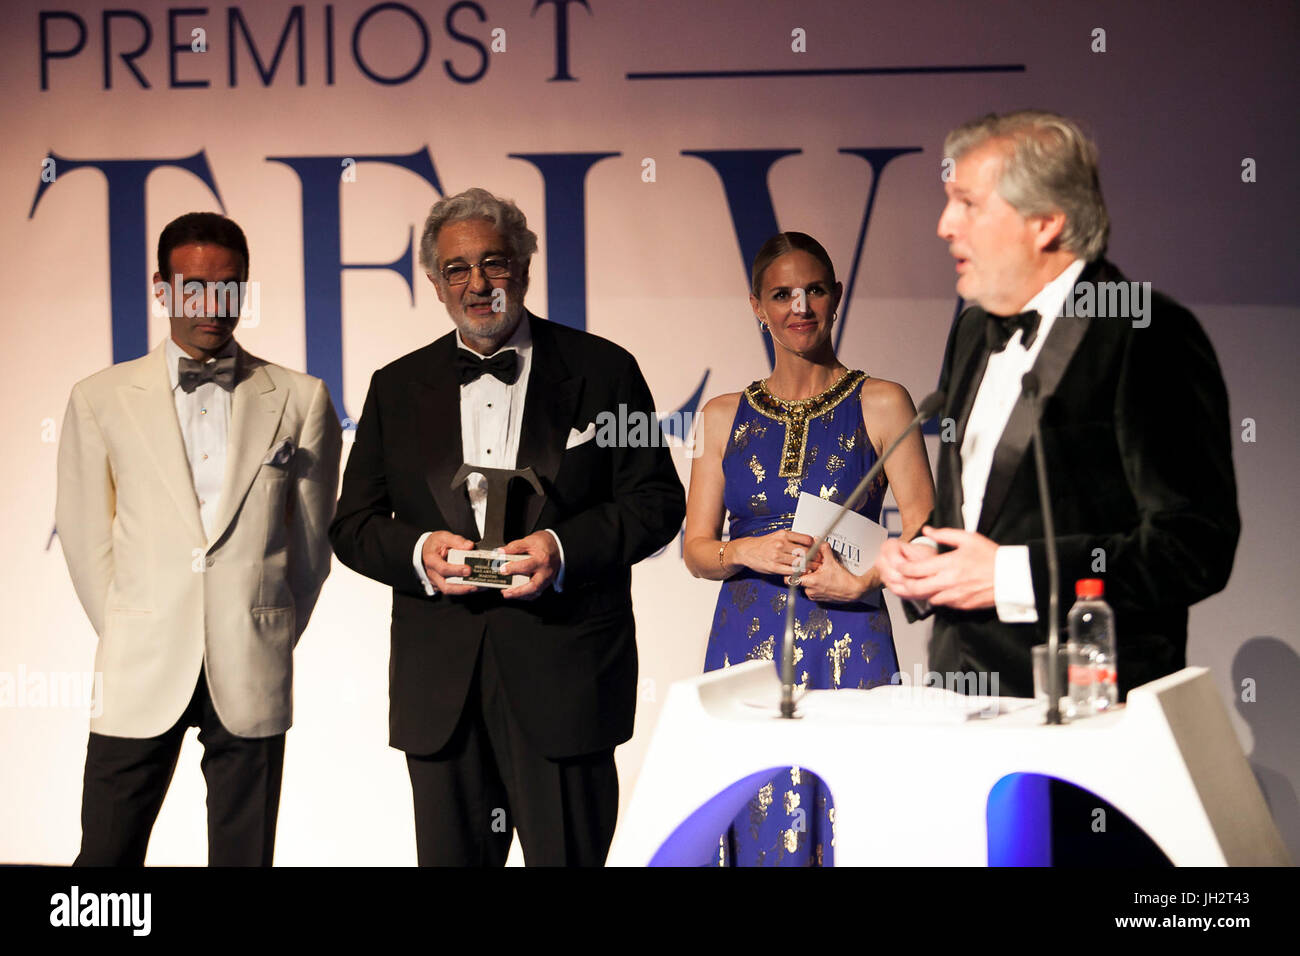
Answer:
[{"xmin": 609, "ymin": 661, "xmax": 1289, "ymax": 866}]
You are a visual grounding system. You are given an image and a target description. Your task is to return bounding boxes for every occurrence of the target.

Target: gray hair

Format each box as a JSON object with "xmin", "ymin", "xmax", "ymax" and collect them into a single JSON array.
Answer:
[
  {"xmin": 944, "ymin": 110, "xmax": 1110, "ymax": 261},
  {"xmin": 417, "ymin": 187, "xmax": 539, "ymax": 277}
]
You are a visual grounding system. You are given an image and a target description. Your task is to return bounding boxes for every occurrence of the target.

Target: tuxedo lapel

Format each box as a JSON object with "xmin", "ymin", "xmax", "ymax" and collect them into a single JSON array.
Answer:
[
  {"xmin": 939, "ymin": 308, "xmax": 991, "ymax": 527},
  {"xmin": 409, "ymin": 334, "xmax": 478, "ymax": 540},
  {"xmin": 976, "ymin": 312, "xmax": 1092, "ymax": 537},
  {"xmin": 517, "ymin": 317, "xmax": 581, "ymax": 533},
  {"xmin": 118, "ymin": 343, "xmax": 206, "ymax": 545},
  {"xmin": 209, "ymin": 347, "xmax": 288, "ymax": 545}
]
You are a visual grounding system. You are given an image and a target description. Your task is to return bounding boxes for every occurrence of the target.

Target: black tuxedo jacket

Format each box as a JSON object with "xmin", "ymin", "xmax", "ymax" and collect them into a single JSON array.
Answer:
[
  {"xmin": 919, "ymin": 258, "xmax": 1240, "ymax": 698},
  {"xmin": 329, "ymin": 315, "xmax": 685, "ymax": 758}
]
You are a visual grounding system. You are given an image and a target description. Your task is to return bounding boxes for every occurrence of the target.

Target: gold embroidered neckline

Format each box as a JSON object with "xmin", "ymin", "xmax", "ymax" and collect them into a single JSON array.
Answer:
[
  {"xmin": 743, "ymin": 369, "xmax": 866, "ymax": 477},
  {"xmin": 756, "ymin": 368, "xmax": 854, "ymax": 408}
]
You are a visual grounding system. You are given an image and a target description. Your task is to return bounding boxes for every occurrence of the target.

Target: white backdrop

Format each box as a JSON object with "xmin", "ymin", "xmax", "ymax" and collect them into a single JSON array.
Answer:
[{"xmin": 2, "ymin": 0, "xmax": 1297, "ymax": 864}]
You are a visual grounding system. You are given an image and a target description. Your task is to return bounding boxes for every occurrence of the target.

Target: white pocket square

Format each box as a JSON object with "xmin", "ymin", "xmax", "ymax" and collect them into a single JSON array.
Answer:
[
  {"xmin": 565, "ymin": 423, "xmax": 597, "ymax": 449},
  {"xmin": 263, "ymin": 436, "xmax": 295, "ymax": 466}
]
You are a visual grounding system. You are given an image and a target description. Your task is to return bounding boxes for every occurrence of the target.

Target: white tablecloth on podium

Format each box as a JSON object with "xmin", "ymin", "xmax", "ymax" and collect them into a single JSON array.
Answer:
[{"xmin": 609, "ymin": 662, "xmax": 1289, "ymax": 866}]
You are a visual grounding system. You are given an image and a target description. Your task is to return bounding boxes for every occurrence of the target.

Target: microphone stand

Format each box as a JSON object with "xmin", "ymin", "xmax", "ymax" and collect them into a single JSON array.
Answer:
[
  {"xmin": 779, "ymin": 391, "xmax": 944, "ymax": 718},
  {"xmin": 1022, "ymin": 373, "xmax": 1062, "ymax": 725}
]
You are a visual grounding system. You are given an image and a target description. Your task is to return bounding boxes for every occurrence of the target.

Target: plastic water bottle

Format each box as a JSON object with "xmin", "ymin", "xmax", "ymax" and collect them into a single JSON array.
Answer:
[{"xmin": 1066, "ymin": 579, "xmax": 1118, "ymax": 717}]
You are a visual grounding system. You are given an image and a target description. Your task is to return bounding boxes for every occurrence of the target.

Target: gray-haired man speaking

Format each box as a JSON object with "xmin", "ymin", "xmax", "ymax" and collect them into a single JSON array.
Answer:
[
  {"xmin": 878, "ymin": 109, "xmax": 1239, "ymax": 700},
  {"xmin": 876, "ymin": 110, "xmax": 1240, "ymax": 862}
]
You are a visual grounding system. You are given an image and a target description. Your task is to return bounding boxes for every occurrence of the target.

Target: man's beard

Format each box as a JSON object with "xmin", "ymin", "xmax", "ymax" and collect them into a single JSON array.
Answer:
[{"xmin": 453, "ymin": 300, "xmax": 521, "ymax": 345}]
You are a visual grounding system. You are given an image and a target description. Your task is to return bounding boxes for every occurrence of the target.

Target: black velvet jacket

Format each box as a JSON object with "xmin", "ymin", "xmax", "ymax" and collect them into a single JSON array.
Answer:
[{"xmin": 914, "ymin": 258, "xmax": 1240, "ymax": 698}]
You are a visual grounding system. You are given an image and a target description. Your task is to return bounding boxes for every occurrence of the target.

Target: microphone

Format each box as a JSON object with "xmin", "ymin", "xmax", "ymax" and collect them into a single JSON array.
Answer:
[
  {"xmin": 779, "ymin": 389, "xmax": 946, "ymax": 718},
  {"xmin": 1021, "ymin": 372, "xmax": 1063, "ymax": 725}
]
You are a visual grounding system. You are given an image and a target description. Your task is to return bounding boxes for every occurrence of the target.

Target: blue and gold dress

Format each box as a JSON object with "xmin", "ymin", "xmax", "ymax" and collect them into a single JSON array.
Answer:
[{"xmin": 703, "ymin": 369, "xmax": 899, "ymax": 866}]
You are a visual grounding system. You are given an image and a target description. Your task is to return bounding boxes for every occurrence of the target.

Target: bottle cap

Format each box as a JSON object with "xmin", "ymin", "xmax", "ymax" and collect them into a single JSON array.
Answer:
[{"xmin": 1076, "ymin": 578, "xmax": 1104, "ymax": 598}]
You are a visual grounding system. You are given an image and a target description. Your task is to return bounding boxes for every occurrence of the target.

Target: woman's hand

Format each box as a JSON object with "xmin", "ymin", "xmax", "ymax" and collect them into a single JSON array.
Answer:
[
  {"xmin": 786, "ymin": 542, "xmax": 872, "ymax": 604},
  {"xmin": 730, "ymin": 530, "xmax": 820, "ymax": 577}
]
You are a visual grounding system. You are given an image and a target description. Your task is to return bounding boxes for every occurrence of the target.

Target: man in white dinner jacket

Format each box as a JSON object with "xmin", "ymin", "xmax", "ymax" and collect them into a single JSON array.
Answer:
[{"xmin": 56, "ymin": 212, "xmax": 341, "ymax": 865}]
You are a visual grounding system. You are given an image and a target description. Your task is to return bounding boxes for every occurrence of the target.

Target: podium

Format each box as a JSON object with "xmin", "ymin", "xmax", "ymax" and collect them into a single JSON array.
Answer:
[{"xmin": 608, "ymin": 661, "xmax": 1289, "ymax": 866}]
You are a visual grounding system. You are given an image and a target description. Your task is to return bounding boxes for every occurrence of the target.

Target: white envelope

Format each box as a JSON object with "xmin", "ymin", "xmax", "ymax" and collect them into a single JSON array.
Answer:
[{"xmin": 565, "ymin": 422, "xmax": 597, "ymax": 449}]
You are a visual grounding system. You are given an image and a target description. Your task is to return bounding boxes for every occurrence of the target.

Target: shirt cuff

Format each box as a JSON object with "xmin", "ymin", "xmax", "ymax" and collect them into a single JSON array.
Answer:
[
  {"xmin": 994, "ymin": 545, "xmax": 1038, "ymax": 623},
  {"xmin": 413, "ymin": 531, "xmax": 437, "ymax": 596},
  {"xmin": 544, "ymin": 528, "xmax": 566, "ymax": 592}
]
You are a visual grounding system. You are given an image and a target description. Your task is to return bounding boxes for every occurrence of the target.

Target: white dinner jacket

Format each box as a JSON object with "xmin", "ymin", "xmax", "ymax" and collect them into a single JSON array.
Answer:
[{"xmin": 56, "ymin": 340, "xmax": 341, "ymax": 738}]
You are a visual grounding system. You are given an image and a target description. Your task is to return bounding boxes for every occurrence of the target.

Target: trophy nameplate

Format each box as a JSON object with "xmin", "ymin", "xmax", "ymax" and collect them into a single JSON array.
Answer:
[
  {"xmin": 445, "ymin": 549, "xmax": 525, "ymax": 589},
  {"xmin": 444, "ymin": 464, "xmax": 544, "ymax": 590}
]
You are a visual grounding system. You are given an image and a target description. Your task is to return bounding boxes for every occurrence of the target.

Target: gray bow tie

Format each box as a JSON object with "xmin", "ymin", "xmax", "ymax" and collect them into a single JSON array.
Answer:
[{"xmin": 178, "ymin": 355, "xmax": 236, "ymax": 393}]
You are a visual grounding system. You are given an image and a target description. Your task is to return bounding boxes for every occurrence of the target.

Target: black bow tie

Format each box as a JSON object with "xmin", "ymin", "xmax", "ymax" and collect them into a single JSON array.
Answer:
[
  {"xmin": 984, "ymin": 308, "xmax": 1042, "ymax": 353},
  {"xmin": 178, "ymin": 354, "xmax": 236, "ymax": 393},
  {"xmin": 455, "ymin": 348, "xmax": 519, "ymax": 386}
]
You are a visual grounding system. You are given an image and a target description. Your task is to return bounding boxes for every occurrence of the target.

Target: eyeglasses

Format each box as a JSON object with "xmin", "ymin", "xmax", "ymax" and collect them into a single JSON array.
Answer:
[{"xmin": 440, "ymin": 256, "xmax": 512, "ymax": 286}]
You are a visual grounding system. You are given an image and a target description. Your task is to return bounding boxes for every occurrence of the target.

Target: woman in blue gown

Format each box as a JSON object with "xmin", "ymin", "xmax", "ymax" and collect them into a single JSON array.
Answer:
[{"xmin": 683, "ymin": 232, "xmax": 935, "ymax": 866}]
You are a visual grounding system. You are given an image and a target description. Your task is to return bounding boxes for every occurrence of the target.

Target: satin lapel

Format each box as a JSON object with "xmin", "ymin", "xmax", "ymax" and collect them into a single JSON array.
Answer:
[
  {"xmin": 976, "ymin": 313, "xmax": 1092, "ymax": 536},
  {"xmin": 209, "ymin": 351, "xmax": 288, "ymax": 545},
  {"xmin": 952, "ymin": 308, "xmax": 991, "ymax": 444},
  {"xmin": 941, "ymin": 310, "xmax": 992, "ymax": 528},
  {"xmin": 118, "ymin": 343, "xmax": 206, "ymax": 545},
  {"xmin": 411, "ymin": 336, "xmax": 478, "ymax": 540},
  {"xmin": 516, "ymin": 318, "xmax": 580, "ymax": 533}
]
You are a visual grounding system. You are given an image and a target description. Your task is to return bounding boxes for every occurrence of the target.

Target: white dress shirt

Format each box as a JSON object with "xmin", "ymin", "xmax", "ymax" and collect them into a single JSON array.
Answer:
[
  {"xmin": 165, "ymin": 337, "xmax": 235, "ymax": 541},
  {"xmin": 413, "ymin": 315, "xmax": 565, "ymax": 593},
  {"xmin": 960, "ymin": 258, "xmax": 1085, "ymax": 622}
]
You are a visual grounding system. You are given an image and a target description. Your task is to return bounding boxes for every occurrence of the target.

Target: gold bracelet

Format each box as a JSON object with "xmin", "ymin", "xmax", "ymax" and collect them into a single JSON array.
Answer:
[{"xmin": 718, "ymin": 541, "xmax": 729, "ymax": 574}]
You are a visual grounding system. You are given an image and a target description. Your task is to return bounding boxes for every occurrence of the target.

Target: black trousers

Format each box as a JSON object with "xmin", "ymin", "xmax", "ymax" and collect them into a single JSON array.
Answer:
[
  {"xmin": 75, "ymin": 666, "xmax": 285, "ymax": 867},
  {"xmin": 406, "ymin": 637, "xmax": 619, "ymax": 866}
]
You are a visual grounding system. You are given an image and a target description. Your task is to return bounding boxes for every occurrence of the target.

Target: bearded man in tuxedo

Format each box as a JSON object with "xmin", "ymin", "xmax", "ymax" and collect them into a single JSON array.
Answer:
[{"xmin": 329, "ymin": 187, "xmax": 685, "ymax": 866}]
